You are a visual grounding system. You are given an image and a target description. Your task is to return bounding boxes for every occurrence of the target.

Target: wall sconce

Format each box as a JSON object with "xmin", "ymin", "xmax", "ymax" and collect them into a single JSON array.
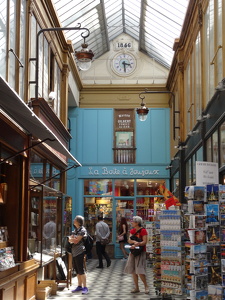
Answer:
[
  {"xmin": 187, "ymin": 129, "xmax": 199, "ymax": 137},
  {"xmin": 136, "ymin": 94, "xmax": 149, "ymax": 121},
  {"xmin": 197, "ymin": 113, "xmax": 211, "ymax": 122}
]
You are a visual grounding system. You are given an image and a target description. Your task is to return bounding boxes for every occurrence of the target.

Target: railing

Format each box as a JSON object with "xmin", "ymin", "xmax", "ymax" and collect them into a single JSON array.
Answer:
[{"xmin": 113, "ymin": 148, "xmax": 136, "ymax": 164}]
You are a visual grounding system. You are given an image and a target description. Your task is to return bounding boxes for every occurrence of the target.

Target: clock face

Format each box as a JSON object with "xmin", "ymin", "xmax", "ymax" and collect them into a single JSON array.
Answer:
[{"xmin": 112, "ymin": 53, "xmax": 136, "ymax": 76}]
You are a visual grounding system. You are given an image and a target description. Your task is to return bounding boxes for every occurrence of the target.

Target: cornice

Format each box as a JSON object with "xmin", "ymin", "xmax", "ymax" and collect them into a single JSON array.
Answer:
[{"xmin": 80, "ymin": 84, "xmax": 169, "ymax": 94}]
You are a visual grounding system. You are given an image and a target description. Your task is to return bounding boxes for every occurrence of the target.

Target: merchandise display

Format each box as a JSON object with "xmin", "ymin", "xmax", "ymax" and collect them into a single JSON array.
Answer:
[
  {"xmin": 184, "ymin": 184, "xmax": 225, "ymax": 300},
  {"xmin": 159, "ymin": 210, "xmax": 184, "ymax": 296},
  {"xmin": 0, "ymin": 247, "xmax": 15, "ymax": 270},
  {"xmin": 152, "ymin": 214, "xmax": 161, "ymax": 296}
]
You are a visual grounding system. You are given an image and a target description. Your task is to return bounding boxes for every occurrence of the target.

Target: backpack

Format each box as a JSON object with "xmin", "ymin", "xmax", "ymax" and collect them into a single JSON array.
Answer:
[{"xmin": 84, "ymin": 234, "xmax": 93, "ymax": 255}]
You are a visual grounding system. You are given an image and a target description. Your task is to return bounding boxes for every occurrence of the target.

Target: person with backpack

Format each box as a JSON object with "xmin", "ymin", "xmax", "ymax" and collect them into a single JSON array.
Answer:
[{"xmin": 68, "ymin": 215, "xmax": 88, "ymax": 295}]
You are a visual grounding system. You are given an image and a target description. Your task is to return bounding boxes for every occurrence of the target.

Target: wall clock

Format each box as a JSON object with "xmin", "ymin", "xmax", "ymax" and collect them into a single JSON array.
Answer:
[{"xmin": 112, "ymin": 53, "xmax": 136, "ymax": 76}]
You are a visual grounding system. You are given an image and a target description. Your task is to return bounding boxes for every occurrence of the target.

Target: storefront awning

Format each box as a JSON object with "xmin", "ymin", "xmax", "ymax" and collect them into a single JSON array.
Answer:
[{"xmin": 0, "ymin": 76, "xmax": 81, "ymax": 166}]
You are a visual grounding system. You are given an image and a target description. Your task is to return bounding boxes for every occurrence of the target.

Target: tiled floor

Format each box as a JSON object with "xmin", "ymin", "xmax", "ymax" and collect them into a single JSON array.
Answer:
[{"xmin": 49, "ymin": 258, "xmax": 158, "ymax": 300}]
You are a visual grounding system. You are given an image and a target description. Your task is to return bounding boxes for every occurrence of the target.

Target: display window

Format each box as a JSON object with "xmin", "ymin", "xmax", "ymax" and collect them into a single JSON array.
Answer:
[
  {"xmin": 84, "ymin": 178, "xmax": 167, "ymax": 243},
  {"xmin": 114, "ymin": 179, "xmax": 134, "ymax": 196},
  {"xmin": 29, "ymin": 182, "xmax": 71, "ymax": 265},
  {"xmin": 84, "ymin": 196, "xmax": 112, "ymax": 240},
  {"xmin": 84, "ymin": 179, "xmax": 112, "ymax": 195},
  {"xmin": 116, "ymin": 199, "xmax": 134, "ymax": 241}
]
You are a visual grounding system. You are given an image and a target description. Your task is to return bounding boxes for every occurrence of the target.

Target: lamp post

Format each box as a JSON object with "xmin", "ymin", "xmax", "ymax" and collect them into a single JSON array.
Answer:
[{"xmin": 35, "ymin": 24, "xmax": 94, "ymax": 101}]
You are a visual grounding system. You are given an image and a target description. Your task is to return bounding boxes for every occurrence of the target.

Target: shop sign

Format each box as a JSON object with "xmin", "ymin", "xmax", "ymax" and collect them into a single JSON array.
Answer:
[
  {"xmin": 114, "ymin": 109, "xmax": 134, "ymax": 129},
  {"xmin": 88, "ymin": 166, "xmax": 160, "ymax": 177},
  {"xmin": 196, "ymin": 161, "xmax": 218, "ymax": 185}
]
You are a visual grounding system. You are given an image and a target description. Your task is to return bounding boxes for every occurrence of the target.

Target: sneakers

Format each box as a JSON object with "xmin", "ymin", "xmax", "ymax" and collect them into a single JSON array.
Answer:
[
  {"xmin": 72, "ymin": 286, "xmax": 82, "ymax": 292},
  {"xmin": 82, "ymin": 287, "xmax": 89, "ymax": 294},
  {"xmin": 121, "ymin": 257, "xmax": 127, "ymax": 260}
]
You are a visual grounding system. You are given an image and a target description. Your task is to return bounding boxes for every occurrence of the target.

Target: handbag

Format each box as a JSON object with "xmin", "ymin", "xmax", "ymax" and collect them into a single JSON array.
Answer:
[
  {"xmin": 118, "ymin": 235, "xmax": 124, "ymax": 241},
  {"xmin": 129, "ymin": 228, "xmax": 144, "ymax": 257}
]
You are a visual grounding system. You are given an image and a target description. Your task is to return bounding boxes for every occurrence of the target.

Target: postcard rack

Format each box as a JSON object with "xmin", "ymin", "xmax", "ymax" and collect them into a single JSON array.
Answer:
[
  {"xmin": 184, "ymin": 184, "xmax": 225, "ymax": 299},
  {"xmin": 159, "ymin": 209, "xmax": 184, "ymax": 297}
]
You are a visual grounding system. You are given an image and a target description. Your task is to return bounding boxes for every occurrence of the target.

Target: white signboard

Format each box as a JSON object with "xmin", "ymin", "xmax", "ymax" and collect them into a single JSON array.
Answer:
[{"xmin": 196, "ymin": 161, "xmax": 218, "ymax": 186}]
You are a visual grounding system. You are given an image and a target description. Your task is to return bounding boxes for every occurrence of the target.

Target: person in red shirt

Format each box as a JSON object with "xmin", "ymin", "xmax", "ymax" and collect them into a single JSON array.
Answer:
[{"xmin": 124, "ymin": 216, "xmax": 149, "ymax": 294}]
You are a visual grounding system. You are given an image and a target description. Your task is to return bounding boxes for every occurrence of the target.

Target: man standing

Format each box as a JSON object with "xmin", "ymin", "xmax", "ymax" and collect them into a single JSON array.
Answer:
[{"xmin": 95, "ymin": 216, "xmax": 111, "ymax": 268}]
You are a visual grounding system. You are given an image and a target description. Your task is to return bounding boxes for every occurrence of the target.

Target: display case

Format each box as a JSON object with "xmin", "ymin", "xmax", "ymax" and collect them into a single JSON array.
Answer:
[{"xmin": 29, "ymin": 182, "xmax": 71, "ymax": 266}]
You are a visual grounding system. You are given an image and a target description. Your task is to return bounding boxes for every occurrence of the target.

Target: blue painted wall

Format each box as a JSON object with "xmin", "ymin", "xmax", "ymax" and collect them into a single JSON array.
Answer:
[
  {"xmin": 69, "ymin": 107, "xmax": 170, "ymax": 166},
  {"xmin": 67, "ymin": 107, "xmax": 170, "ymax": 219}
]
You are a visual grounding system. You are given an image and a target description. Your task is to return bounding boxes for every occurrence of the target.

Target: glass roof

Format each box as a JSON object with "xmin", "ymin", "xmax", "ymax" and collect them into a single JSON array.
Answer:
[{"xmin": 52, "ymin": 0, "xmax": 189, "ymax": 68}]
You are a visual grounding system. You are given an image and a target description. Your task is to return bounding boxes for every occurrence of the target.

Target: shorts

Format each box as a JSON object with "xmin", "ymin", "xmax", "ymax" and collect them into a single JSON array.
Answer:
[
  {"xmin": 124, "ymin": 251, "xmax": 147, "ymax": 275},
  {"xmin": 73, "ymin": 252, "xmax": 85, "ymax": 275}
]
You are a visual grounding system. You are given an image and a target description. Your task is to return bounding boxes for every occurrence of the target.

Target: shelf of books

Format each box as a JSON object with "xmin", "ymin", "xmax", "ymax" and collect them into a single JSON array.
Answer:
[
  {"xmin": 184, "ymin": 184, "xmax": 224, "ymax": 300},
  {"xmin": 159, "ymin": 209, "xmax": 184, "ymax": 297}
]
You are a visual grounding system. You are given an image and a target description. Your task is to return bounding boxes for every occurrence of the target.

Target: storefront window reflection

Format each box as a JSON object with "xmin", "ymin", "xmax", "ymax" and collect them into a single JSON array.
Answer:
[
  {"xmin": 114, "ymin": 179, "xmax": 134, "ymax": 196},
  {"xmin": 84, "ymin": 179, "xmax": 112, "ymax": 195}
]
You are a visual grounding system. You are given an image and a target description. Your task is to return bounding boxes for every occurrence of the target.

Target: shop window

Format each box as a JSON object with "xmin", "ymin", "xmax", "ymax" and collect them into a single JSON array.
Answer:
[
  {"xmin": 84, "ymin": 197, "xmax": 112, "ymax": 240},
  {"xmin": 136, "ymin": 179, "xmax": 165, "ymax": 221},
  {"xmin": 212, "ymin": 131, "xmax": 218, "ymax": 163},
  {"xmin": 114, "ymin": 109, "xmax": 136, "ymax": 164},
  {"xmin": 30, "ymin": 152, "xmax": 62, "ymax": 190},
  {"xmin": 114, "ymin": 179, "xmax": 134, "ymax": 196},
  {"xmin": 116, "ymin": 199, "xmax": 134, "ymax": 241},
  {"xmin": 29, "ymin": 183, "xmax": 64, "ymax": 265},
  {"xmin": 0, "ymin": 147, "xmax": 21, "ymax": 263},
  {"xmin": 206, "ymin": 137, "xmax": 212, "ymax": 162},
  {"xmin": 84, "ymin": 179, "xmax": 112, "ymax": 195}
]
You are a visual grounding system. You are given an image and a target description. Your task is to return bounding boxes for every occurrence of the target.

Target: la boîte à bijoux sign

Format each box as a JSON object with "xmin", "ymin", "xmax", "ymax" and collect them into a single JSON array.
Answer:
[{"xmin": 196, "ymin": 161, "xmax": 218, "ymax": 186}]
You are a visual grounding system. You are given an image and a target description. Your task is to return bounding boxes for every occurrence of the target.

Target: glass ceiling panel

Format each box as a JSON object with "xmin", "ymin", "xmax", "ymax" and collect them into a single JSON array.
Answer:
[{"xmin": 52, "ymin": 0, "xmax": 189, "ymax": 68}]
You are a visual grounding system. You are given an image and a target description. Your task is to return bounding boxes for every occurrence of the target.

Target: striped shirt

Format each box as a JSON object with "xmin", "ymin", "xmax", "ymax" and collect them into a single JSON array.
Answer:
[{"xmin": 71, "ymin": 226, "xmax": 87, "ymax": 257}]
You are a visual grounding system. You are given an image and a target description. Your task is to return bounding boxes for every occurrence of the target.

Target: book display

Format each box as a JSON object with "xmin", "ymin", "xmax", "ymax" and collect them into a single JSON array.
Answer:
[{"xmin": 159, "ymin": 209, "xmax": 184, "ymax": 296}]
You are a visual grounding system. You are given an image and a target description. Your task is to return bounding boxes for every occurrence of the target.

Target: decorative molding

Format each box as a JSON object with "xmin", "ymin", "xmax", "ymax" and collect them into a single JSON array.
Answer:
[
  {"xmin": 178, "ymin": 62, "xmax": 184, "ymax": 74},
  {"xmin": 198, "ymin": 0, "xmax": 203, "ymax": 27},
  {"xmin": 117, "ymin": 95, "xmax": 131, "ymax": 101}
]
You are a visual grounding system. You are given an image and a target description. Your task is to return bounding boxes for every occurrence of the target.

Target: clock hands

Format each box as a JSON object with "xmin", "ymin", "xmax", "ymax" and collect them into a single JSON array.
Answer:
[{"xmin": 122, "ymin": 60, "xmax": 131, "ymax": 73}]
